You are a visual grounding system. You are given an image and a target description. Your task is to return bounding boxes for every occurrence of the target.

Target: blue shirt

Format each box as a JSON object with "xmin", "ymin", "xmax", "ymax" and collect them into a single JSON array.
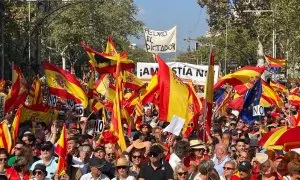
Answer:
[{"xmin": 30, "ymin": 156, "xmax": 58, "ymax": 179}]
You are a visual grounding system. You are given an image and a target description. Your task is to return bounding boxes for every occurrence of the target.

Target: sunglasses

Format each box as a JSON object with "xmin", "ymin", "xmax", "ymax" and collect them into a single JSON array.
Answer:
[
  {"xmin": 117, "ymin": 166, "xmax": 128, "ymax": 170},
  {"xmin": 223, "ymin": 167, "xmax": 234, "ymax": 170},
  {"xmin": 15, "ymin": 147, "xmax": 22, "ymax": 151},
  {"xmin": 0, "ymin": 158, "xmax": 7, "ymax": 162},
  {"xmin": 34, "ymin": 170, "xmax": 44, "ymax": 175},
  {"xmin": 41, "ymin": 148, "xmax": 51, "ymax": 151},
  {"xmin": 107, "ymin": 153, "xmax": 115, "ymax": 157},
  {"xmin": 132, "ymin": 155, "xmax": 141, "ymax": 159},
  {"xmin": 178, "ymin": 172, "xmax": 188, "ymax": 176}
]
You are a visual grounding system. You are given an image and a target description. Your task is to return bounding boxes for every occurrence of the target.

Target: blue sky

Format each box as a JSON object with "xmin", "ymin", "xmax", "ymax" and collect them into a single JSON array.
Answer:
[{"xmin": 132, "ymin": 0, "xmax": 209, "ymax": 52}]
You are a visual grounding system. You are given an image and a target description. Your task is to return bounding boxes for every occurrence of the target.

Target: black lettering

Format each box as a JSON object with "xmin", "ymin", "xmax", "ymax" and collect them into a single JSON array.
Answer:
[
  {"xmin": 186, "ymin": 68, "xmax": 192, "ymax": 76},
  {"xmin": 171, "ymin": 67, "xmax": 177, "ymax": 74},
  {"xmin": 146, "ymin": 36, "xmax": 152, "ymax": 43},
  {"xmin": 143, "ymin": 68, "xmax": 149, "ymax": 76},
  {"xmin": 177, "ymin": 67, "xmax": 182, "ymax": 75}
]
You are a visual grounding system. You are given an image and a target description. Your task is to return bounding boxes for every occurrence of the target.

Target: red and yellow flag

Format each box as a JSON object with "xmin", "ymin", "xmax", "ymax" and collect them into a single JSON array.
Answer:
[
  {"xmin": 110, "ymin": 58, "xmax": 127, "ymax": 151},
  {"xmin": 5, "ymin": 65, "xmax": 28, "ymax": 113},
  {"xmin": 20, "ymin": 105, "xmax": 58, "ymax": 123},
  {"xmin": 270, "ymin": 80, "xmax": 287, "ymax": 94},
  {"xmin": 288, "ymin": 94, "xmax": 300, "ymax": 107},
  {"xmin": 94, "ymin": 74, "xmax": 116, "ymax": 102},
  {"xmin": 11, "ymin": 108, "xmax": 21, "ymax": 149},
  {"xmin": 156, "ymin": 54, "xmax": 190, "ymax": 122},
  {"xmin": 0, "ymin": 122, "xmax": 12, "ymax": 153},
  {"xmin": 105, "ymin": 35, "xmax": 118, "ymax": 56},
  {"xmin": 43, "ymin": 61, "xmax": 88, "ymax": 108},
  {"xmin": 214, "ymin": 66, "xmax": 266, "ymax": 95},
  {"xmin": 260, "ymin": 80, "xmax": 284, "ymax": 108},
  {"xmin": 55, "ymin": 124, "xmax": 67, "ymax": 175},
  {"xmin": 123, "ymin": 71, "xmax": 144, "ymax": 90},
  {"xmin": 204, "ymin": 48, "xmax": 215, "ymax": 134},
  {"xmin": 28, "ymin": 75, "xmax": 42, "ymax": 105},
  {"xmin": 265, "ymin": 54, "xmax": 286, "ymax": 68}
]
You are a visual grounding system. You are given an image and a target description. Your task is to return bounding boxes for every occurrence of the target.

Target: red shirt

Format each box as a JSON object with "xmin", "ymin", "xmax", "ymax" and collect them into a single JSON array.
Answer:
[
  {"xmin": 230, "ymin": 174, "xmax": 257, "ymax": 180},
  {"xmin": 6, "ymin": 167, "xmax": 30, "ymax": 180}
]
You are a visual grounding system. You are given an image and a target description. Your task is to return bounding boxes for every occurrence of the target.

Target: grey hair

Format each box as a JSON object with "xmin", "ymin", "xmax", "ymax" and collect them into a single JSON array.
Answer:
[
  {"xmin": 174, "ymin": 163, "xmax": 188, "ymax": 179},
  {"xmin": 224, "ymin": 160, "xmax": 237, "ymax": 170},
  {"xmin": 199, "ymin": 159, "xmax": 214, "ymax": 175}
]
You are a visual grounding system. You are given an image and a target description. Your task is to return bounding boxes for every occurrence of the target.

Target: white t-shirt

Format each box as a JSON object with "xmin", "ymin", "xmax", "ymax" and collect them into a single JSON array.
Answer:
[
  {"xmin": 111, "ymin": 175, "xmax": 136, "ymax": 180},
  {"xmin": 80, "ymin": 173, "xmax": 110, "ymax": 180}
]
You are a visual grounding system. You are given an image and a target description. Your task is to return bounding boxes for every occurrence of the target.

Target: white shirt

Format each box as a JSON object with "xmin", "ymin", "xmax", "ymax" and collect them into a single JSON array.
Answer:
[
  {"xmin": 169, "ymin": 153, "xmax": 181, "ymax": 171},
  {"xmin": 112, "ymin": 176, "xmax": 136, "ymax": 180},
  {"xmin": 212, "ymin": 155, "xmax": 231, "ymax": 177},
  {"xmin": 80, "ymin": 173, "xmax": 110, "ymax": 180}
]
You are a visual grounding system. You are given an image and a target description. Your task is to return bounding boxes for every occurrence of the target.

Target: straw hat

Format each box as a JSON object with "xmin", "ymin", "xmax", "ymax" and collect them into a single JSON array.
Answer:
[
  {"xmin": 133, "ymin": 141, "xmax": 147, "ymax": 149},
  {"xmin": 189, "ymin": 139, "xmax": 205, "ymax": 149},
  {"xmin": 116, "ymin": 157, "xmax": 131, "ymax": 167},
  {"xmin": 253, "ymin": 153, "xmax": 269, "ymax": 164}
]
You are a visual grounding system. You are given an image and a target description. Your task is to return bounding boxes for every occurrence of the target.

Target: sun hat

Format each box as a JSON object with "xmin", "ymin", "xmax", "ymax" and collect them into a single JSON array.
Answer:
[
  {"xmin": 116, "ymin": 157, "xmax": 131, "ymax": 167},
  {"xmin": 189, "ymin": 139, "xmax": 205, "ymax": 149}
]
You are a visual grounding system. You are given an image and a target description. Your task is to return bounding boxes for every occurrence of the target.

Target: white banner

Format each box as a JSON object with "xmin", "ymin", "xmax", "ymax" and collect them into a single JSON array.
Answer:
[
  {"xmin": 137, "ymin": 62, "xmax": 219, "ymax": 85},
  {"xmin": 144, "ymin": 26, "xmax": 176, "ymax": 53}
]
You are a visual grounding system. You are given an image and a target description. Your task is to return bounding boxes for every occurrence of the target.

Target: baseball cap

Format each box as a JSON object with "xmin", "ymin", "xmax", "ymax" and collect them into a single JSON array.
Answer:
[
  {"xmin": 41, "ymin": 141, "xmax": 54, "ymax": 151},
  {"xmin": 231, "ymin": 130, "xmax": 238, "ymax": 136},
  {"xmin": 238, "ymin": 161, "xmax": 252, "ymax": 172},
  {"xmin": 89, "ymin": 157, "xmax": 105, "ymax": 169},
  {"xmin": 149, "ymin": 145, "xmax": 163, "ymax": 156}
]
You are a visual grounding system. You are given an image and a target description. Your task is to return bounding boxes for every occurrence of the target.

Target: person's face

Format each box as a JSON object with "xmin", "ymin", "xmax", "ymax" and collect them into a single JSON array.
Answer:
[
  {"xmin": 177, "ymin": 168, "xmax": 188, "ymax": 180},
  {"xmin": 279, "ymin": 120, "xmax": 286, "ymax": 126},
  {"xmin": 253, "ymin": 121, "xmax": 260, "ymax": 130},
  {"xmin": 141, "ymin": 126, "xmax": 149, "ymax": 134},
  {"xmin": 67, "ymin": 140, "xmax": 77, "ymax": 151},
  {"xmin": 41, "ymin": 148, "xmax": 52, "ymax": 159},
  {"xmin": 149, "ymin": 152, "xmax": 161, "ymax": 164},
  {"xmin": 193, "ymin": 148, "xmax": 204, "ymax": 157},
  {"xmin": 154, "ymin": 129, "xmax": 162, "ymax": 140},
  {"xmin": 223, "ymin": 164, "xmax": 235, "ymax": 177},
  {"xmin": 34, "ymin": 170, "xmax": 46, "ymax": 180},
  {"xmin": 214, "ymin": 147, "xmax": 223, "ymax": 159},
  {"xmin": 236, "ymin": 142, "xmax": 245, "ymax": 153},
  {"xmin": 131, "ymin": 152, "xmax": 142, "ymax": 166},
  {"xmin": 14, "ymin": 144, "xmax": 23, "ymax": 156},
  {"xmin": 237, "ymin": 120, "xmax": 245, "ymax": 129},
  {"xmin": 238, "ymin": 152, "xmax": 249, "ymax": 162},
  {"xmin": 22, "ymin": 136, "xmax": 31, "ymax": 145},
  {"xmin": 117, "ymin": 166, "xmax": 128, "ymax": 176},
  {"xmin": 0, "ymin": 153, "xmax": 8, "ymax": 166},
  {"xmin": 106, "ymin": 152, "xmax": 116, "ymax": 162},
  {"xmin": 239, "ymin": 170, "xmax": 251, "ymax": 179},
  {"xmin": 94, "ymin": 150, "xmax": 106, "ymax": 159},
  {"xmin": 79, "ymin": 148, "xmax": 91, "ymax": 161},
  {"xmin": 90, "ymin": 166, "xmax": 101, "ymax": 177},
  {"xmin": 145, "ymin": 109, "xmax": 152, "ymax": 116},
  {"xmin": 261, "ymin": 161, "xmax": 272, "ymax": 175}
]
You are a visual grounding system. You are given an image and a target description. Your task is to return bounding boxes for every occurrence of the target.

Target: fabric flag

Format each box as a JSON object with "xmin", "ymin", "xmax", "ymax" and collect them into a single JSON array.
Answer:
[
  {"xmin": 204, "ymin": 48, "xmax": 215, "ymax": 134},
  {"xmin": 260, "ymin": 80, "xmax": 283, "ymax": 108},
  {"xmin": 123, "ymin": 71, "xmax": 144, "ymax": 90},
  {"xmin": 110, "ymin": 58, "xmax": 127, "ymax": 151},
  {"xmin": 11, "ymin": 108, "xmax": 21, "ymax": 149},
  {"xmin": 270, "ymin": 80, "xmax": 287, "ymax": 94},
  {"xmin": 43, "ymin": 61, "xmax": 88, "ymax": 108},
  {"xmin": 156, "ymin": 54, "xmax": 190, "ymax": 122},
  {"xmin": 290, "ymin": 87, "xmax": 300, "ymax": 95},
  {"xmin": 20, "ymin": 105, "xmax": 58, "ymax": 123},
  {"xmin": 28, "ymin": 75, "xmax": 42, "ymax": 105},
  {"xmin": 5, "ymin": 65, "xmax": 28, "ymax": 113},
  {"xmin": 214, "ymin": 88, "xmax": 226, "ymax": 105},
  {"xmin": 288, "ymin": 94, "xmax": 300, "ymax": 107},
  {"xmin": 55, "ymin": 124, "xmax": 67, "ymax": 175},
  {"xmin": 105, "ymin": 35, "xmax": 118, "ymax": 56},
  {"xmin": 265, "ymin": 54, "xmax": 286, "ymax": 70},
  {"xmin": 94, "ymin": 74, "xmax": 116, "ymax": 102},
  {"xmin": 214, "ymin": 66, "xmax": 266, "ymax": 95},
  {"xmin": 89, "ymin": 99, "xmax": 104, "ymax": 113},
  {"xmin": 240, "ymin": 79, "xmax": 262, "ymax": 124},
  {"xmin": 0, "ymin": 122, "xmax": 12, "ymax": 153}
]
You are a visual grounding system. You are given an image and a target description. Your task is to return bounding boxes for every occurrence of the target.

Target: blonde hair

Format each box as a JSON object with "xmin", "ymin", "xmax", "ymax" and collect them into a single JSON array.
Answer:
[{"xmin": 174, "ymin": 163, "xmax": 188, "ymax": 180}]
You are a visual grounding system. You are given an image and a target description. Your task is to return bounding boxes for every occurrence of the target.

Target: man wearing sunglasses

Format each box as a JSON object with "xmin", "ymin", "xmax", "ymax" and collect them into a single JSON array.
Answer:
[
  {"xmin": 7, "ymin": 141, "xmax": 24, "ymax": 167},
  {"xmin": 138, "ymin": 145, "xmax": 174, "ymax": 180},
  {"xmin": 32, "ymin": 164, "xmax": 47, "ymax": 180},
  {"xmin": 0, "ymin": 148, "xmax": 8, "ymax": 175}
]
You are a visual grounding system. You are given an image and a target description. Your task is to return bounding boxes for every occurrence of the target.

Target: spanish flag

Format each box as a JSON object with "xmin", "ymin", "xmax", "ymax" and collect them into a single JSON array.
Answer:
[
  {"xmin": 11, "ymin": 108, "xmax": 21, "ymax": 149},
  {"xmin": 123, "ymin": 71, "xmax": 144, "ymax": 90},
  {"xmin": 89, "ymin": 99, "xmax": 104, "ymax": 113},
  {"xmin": 94, "ymin": 74, "xmax": 116, "ymax": 102},
  {"xmin": 105, "ymin": 35, "xmax": 118, "ymax": 56},
  {"xmin": 270, "ymin": 80, "xmax": 287, "ymax": 94},
  {"xmin": 155, "ymin": 54, "xmax": 190, "ymax": 122},
  {"xmin": 290, "ymin": 87, "xmax": 300, "ymax": 95},
  {"xmin": 214, "ymin": 66, "xmax": 266, "ymax": 95},
  {"xmin": 288, "ymin": 94, "xmax": 300, "ymax": 106},
  {"xmin": 20, "ymin": 105, "xmax": 58, "ymax": 123},
  {"xmin": 55, "ymin": 124, "xmax": 67, "ymax": 175},
  {"xmin": 110, "ymin": 59, "xmax": 127, "ymax": 151},
  {"xmin": 5, "ymin": 65, "xmax": 28, "ymax": 113},
  {"xmin": 28, "ymin": 75, "xmax": 42, "ymax": 105},
  {"xmin": 43, "ymin": 61, "xmax": 88, "ymax": 108},
  {"xmin": 265, "ymin": 54, "xmax": 286, "ymax": 68},
  {"xmin": 261, "ymin": 80, "xmax": 284, "ymax": 108},
  {"xmin": 0, "ymin": 122, "xmax": 12, "ymax": 153},
  {"xmin": 204, "ymin": 48, "xmax": 215, "ymax": 134}
]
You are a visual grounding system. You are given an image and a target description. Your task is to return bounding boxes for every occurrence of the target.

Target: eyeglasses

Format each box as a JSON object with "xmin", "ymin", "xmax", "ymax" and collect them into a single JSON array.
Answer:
[
  {"xmin": 34, "ymin": 170, "xmax": 44, "ymax": 175},
  {"xmin": 117, "ymin": 166, "xmax": 127, "ymax": 170},
  {"xmin": 223, "ymin": 167, "xmax": 234, "ymax": 170},
  {"xmin": 177, "ymin": 172, "xmax": 188, "ymax": 176},
  {"xmin": 132, "ymin": 155, "xmax": 141, "ymax": 159},
  {"xmin": 15, "ymin": 147, "xmax": 22, "ymax": 151},
  {"xmin": 0, "ymin": 158, "xmax": 7, "ymax": 162},
  {"xmin": 107, "ymin": 153, "xmax": 115, "ymax": 157}
]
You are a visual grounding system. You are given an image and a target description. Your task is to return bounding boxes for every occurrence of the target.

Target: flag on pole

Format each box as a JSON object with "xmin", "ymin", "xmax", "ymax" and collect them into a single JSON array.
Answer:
[
  {"xmin": 5, "ymin": 65, "xmax": 28, "ymax": 113},
  {"xmin": 204, "ymin": 48, "xmax": 215, "ymax": 134},
  {"xmin": 0, "ymin": 122, "xmax": 12, "ymax": 153},
  {"xmin": 55, "ymin": 124, "xmax": 67, "ymax": 175},
  {"xmin": 270, "ymin": 80, "xmax": 287, "ymax": 94},
  {"xmin": 43, "ymin": 61, "xmax": 88, "ymax": 108},
  {"xmin": 20, "ymin": 105, "xmax": 58, "ymax": 123},
  {"xmin": 11, "ymin": 108, "xmax": 21, "ymax": 149},
  {"xmin": 265, "ymin": 54, "xmax": 286, "ymax": 70},
  {"xmin": 28, "ymin": 75, "xmax": 42, "ymax": 105}
]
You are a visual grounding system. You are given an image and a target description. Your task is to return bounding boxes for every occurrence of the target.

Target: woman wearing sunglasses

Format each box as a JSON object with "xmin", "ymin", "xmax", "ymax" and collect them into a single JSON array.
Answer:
[
  {"xmin": 129, "ymin": 149, "xmax": 143, "ymax": 178},
  {"xmin": 174, "ymin": 163, "xmax": 188, "ymax": 180},
  {"xmin": 32, "ymin": 164, "xmax": 47, "ymax": 180},
  {"xmin": 112, "ymin": 157, "xmax": 135, "ymax": 180}
]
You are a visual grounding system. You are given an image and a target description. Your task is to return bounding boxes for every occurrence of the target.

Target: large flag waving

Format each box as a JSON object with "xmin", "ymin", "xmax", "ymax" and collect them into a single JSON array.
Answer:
[
  {"xmin": 214, "ymin": 66, "xmax": 266, "ymax": 95},
  {"xmin": 0, "ymin": 122, "xmax": 12, "ymax": 153},
  {"xmin": 155, "ymin": 54, "xmax": 190, "ymax": 122},
  {"xmin": 5, "ymin": 65, "xmax": 28, "ymax": 113},
  {"xmin": 265, "ymin": 54, "xmax": 286, "ymax": 70},
  {"xmin": 28, "ymin": 75, "xmax": 42, "ymax": 105},
  {"xmin": 43, "ymin": 61, "xmax": 88, "ymax": 108},
  {"xmin": 204, "ymin": 48, "xmax": 215, "ymax": 134},
  {"xmin": 11, "ymin": 108, "xmax": 21, "ymax": 149},
  {"xmin": 55, "ymin": 124, "xmax": 67, "ymax": 175}
]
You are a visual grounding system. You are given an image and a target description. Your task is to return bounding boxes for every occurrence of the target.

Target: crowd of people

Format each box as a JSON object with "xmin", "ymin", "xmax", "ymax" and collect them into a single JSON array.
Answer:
[{"xmin": 1, "ymin": 90, "xmax": 300, "ymax": 180}]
